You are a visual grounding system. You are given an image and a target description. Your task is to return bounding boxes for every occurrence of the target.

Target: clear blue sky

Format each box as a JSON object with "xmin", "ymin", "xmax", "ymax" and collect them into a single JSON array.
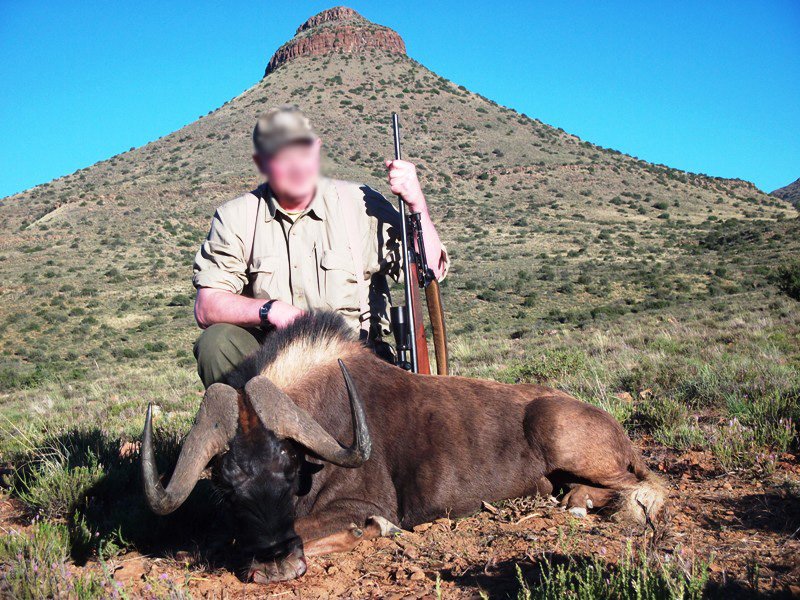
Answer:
[{"xmin": 1, "ymin": 1, "xmax": 798, "ymax": 198}]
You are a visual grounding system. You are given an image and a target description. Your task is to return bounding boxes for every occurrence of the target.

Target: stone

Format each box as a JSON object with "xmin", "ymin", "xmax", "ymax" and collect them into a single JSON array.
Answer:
[{"xmin": 265, "ymin": 7, "xmax": 406, "ymax": 76}]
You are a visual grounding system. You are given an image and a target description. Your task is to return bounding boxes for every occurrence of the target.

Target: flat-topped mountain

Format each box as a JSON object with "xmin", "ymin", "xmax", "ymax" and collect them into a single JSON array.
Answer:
[{"xmin": 265, "ymin": 6, "xmax": 406, "ymax": 76}]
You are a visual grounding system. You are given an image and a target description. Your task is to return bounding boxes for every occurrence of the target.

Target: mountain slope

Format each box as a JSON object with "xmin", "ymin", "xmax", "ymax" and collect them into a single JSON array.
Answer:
[
  {"xmin": 772, "ymin": 177, "xmax": 800, "ymax": 208},
  {"xmin": 0, "ymin": 6, "xmax": 796, "ymax": 392}
]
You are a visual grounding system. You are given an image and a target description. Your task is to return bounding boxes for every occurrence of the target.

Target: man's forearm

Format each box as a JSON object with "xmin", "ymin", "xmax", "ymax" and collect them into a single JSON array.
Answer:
[
  {"xmin": 412, "ymin": 200, "xmax": 446, "ymax": 280},
  {"xmin": 195, "ymin": 288, "xmax": 306, "ymax": 330},
  {"xmin": 194, "ymin": 288, "xmax": 263, "ymax": 329}
]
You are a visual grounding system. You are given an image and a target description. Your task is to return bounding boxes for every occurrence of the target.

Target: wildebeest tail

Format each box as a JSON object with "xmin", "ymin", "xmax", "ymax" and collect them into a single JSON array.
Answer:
[{"xmin": 614, "ymin": 451, "xmax": 668, "ymax": 526}]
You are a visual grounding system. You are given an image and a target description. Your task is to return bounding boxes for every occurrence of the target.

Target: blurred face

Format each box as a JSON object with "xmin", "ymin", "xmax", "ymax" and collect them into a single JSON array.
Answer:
[{"xmin": 254, "ymin": 138, "xmax": 321, "ymax": 202}]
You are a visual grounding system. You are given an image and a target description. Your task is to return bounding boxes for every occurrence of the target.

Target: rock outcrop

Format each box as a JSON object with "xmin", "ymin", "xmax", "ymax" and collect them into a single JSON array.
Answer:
[{"xmin": 264, "ymin": 6, "xmax": 406, "ymax": 76}]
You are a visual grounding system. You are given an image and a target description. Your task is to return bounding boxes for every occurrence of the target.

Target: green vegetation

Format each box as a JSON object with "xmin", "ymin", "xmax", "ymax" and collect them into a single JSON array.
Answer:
[
  {"xmin": 0, "ymin": 521, "xmax": 113, "ymax": 599},
  {"xmin": 775, "ymin": 260, "xmax": 800, "ymax": 301},
  {"xmin": 515, "ymin": 545, "xmax": 710, "ymax": 600}
]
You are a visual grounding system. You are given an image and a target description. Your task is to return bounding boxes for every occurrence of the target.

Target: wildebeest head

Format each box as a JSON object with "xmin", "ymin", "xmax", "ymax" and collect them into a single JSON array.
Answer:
[{"xmin": 140, "ymin": 359, "xmax": 370, "ymax": 581}]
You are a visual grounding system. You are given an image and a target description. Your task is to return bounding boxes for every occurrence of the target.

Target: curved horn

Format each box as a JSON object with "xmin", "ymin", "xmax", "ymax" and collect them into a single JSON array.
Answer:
[
  {"xmin": 141, "ymin": 383, "xmax": 239, "ymax": 515},
  {"xmin": 244, "ymin": 360, "xmax": 371, "ymax": 468}
]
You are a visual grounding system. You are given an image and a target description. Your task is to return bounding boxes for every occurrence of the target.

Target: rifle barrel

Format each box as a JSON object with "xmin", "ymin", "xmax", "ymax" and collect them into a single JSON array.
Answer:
[{"xmin": 392, "ymin": 112, "xmax": 419, "ymax": 373}]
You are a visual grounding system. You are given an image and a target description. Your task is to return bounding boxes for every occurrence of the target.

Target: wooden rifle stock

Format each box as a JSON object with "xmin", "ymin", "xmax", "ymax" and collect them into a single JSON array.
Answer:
[
  {"xmin": 407, "ymin": 261, "xmax": 432, "ymax": 375},
  {"xmin": 425, "ymin": 279, "xmax": 448, "ymax": 375}
]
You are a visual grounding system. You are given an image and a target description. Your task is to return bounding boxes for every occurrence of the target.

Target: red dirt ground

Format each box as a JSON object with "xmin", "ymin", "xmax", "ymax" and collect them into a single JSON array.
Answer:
[{"xmin": 2, "ymin": 445, "xmax": 799, "ymax": 598}]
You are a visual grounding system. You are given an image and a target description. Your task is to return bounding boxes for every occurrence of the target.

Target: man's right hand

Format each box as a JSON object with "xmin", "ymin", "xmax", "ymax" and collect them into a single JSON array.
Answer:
[{"xmin": 266, "ymin": 300, "xmax": 306, "ymax": 328}]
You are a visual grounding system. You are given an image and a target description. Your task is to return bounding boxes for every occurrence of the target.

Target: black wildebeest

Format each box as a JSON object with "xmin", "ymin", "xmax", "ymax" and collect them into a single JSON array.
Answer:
[{"xmin": 142, "ymin": 312, "xmax": 666, "ymax": 583}]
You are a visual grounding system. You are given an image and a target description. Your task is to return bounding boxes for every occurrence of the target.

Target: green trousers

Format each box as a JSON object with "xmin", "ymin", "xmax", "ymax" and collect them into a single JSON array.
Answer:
[{"xmin": 193, "ymin": 324, "xmax": 266, "ymax": 389}]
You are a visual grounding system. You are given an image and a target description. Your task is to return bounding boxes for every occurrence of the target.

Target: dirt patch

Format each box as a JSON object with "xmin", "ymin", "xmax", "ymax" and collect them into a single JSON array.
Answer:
[{"xmin": 2, "ymin": 447, "xmax": 799, "ymax": 598}]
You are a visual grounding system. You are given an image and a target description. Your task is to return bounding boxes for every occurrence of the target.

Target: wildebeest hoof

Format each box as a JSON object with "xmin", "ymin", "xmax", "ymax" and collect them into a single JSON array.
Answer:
[
  {"xmin": 568, "ymin": 506, "xmax": 587, "ymax": 518},
  {"xmin": 248, "ymin": 546, "xmax": 307, "ymax": 583},
  {"xmin": 368, "ymin": 515, "xmax": 402, "ymax": 537}
]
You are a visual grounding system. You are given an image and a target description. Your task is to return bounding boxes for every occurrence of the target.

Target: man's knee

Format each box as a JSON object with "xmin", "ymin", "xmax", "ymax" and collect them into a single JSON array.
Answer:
[{"xmin": 194, "ymin": 323, "xmax": 260, "ymax": 388}]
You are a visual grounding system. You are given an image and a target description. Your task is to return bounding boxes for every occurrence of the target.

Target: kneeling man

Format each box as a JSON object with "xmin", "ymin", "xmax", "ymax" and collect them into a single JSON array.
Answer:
[{"xmin": 192, "ymin": 105, "xmax": 449, "ymax": 388}]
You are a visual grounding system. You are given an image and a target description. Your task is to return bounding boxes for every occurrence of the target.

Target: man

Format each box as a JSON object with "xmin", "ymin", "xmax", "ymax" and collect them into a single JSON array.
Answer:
[{"xmin": 192, "ymin": 105, "xmax": 449, "ymax": 388}]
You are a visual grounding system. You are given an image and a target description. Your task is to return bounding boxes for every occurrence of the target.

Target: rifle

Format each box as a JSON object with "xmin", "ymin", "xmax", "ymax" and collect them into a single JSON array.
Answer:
[{"xmin": 389, "ymin": 113, "xmax": 449, "ymax": 375}]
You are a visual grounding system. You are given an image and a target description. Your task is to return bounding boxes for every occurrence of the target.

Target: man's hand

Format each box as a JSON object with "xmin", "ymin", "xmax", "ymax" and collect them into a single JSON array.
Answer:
[
  {"xmin": 266, "ymin": 300, "xmax": 306, "ymax": 328},
  {"xmin": 385, "ymin": 159, "xmax": 426, "ymax": 213}
]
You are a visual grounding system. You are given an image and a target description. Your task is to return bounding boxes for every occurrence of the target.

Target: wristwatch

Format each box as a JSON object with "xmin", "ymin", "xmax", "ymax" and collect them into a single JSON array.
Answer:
[{"xmin": 259, "ymin": 300, "xmax": 277, "ymax": 328}]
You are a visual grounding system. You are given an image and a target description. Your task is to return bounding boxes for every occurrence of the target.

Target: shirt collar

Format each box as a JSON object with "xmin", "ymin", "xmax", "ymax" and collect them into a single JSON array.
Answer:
[{"xmin": 262, "ymin": 177, "xmax": 330, "ymax": 223}]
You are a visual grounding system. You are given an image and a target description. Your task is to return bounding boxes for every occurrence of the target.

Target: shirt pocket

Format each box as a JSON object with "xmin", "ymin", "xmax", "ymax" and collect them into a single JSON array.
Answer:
[
  {"xmin": 320, "ymin": 249, "xmax": 359, "ymax": 311},
  {"xmin": 248, "ymin": 255, "xmax": 281, "ymax": 299}
]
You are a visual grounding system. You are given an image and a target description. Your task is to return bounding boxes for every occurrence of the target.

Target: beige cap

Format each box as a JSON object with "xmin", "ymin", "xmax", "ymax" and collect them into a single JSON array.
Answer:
[{"xmin": 253, "ymin": 105, "xmax": 318, "ymax": 156}]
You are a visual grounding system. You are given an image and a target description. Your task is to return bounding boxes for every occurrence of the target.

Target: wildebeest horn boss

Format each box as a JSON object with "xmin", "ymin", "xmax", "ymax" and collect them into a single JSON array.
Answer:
[{"xmin": 141, "ymin": 312, "xmax": 666, "ymax": 583}]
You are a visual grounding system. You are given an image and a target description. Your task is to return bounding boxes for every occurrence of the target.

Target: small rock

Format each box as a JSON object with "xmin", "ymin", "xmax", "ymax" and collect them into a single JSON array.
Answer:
[
  {"xmin": 373, "ymin": 537, "xmax": 399, "ymax": 550},
  {"xmin": 113, "ymin": 558, "xmax": 151, "ymax": 583},
  {"xmin": 409, "ymin": 566, "xmax": 426, "ymax": 581},
  {"xmin": 434, "ymin": 517, "xmax": 452, "ymax": 530},
  {"xmin": 615, "ymin": 392, "xmax": 634, "ymax": 403}
]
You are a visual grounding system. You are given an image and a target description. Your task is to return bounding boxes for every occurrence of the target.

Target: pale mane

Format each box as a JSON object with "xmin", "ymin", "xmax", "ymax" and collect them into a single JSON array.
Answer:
[
  {"xmin": 224, "ymin": 311, "xmax": 365, "ymax": 391},
  {"xmin": 258, "ymin": 333, "xmax": 361, "ymax": 390}
]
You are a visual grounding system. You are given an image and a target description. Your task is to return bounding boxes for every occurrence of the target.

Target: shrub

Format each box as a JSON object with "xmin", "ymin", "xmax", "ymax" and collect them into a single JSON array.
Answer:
[
  {"xmin": 774, "ymin": 261, "xmax": 800, "ymax": 300},
  {"xmin": 516, "ymin": 543, "xmax": 710, "ymax": 600},
  {"xmin": 501, "ymin": 349, "xmax": 588, "ymax": 384},
  {"xmin": 0, "ymin": 521, "xmax": 112, "ymax": 598},
  {"xmin": 12, "ymin": 442, "xmax": 105, "ymax": 520},
  {"xmin": 477, "ymin": 289, "xmax": 499, "ymax": 302}
]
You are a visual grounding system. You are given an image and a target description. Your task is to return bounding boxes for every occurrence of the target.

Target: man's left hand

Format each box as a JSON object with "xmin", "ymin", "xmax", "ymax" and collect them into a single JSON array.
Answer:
[{"xmin": 385, "ymin": 159, "xmax": 426, "ymax": 213}]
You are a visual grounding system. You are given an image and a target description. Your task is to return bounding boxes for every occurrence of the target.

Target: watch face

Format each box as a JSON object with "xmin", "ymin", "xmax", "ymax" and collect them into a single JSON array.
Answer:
[{"xmin": 260, "ymin": 301, "xmax": 273, "ymax": 323}]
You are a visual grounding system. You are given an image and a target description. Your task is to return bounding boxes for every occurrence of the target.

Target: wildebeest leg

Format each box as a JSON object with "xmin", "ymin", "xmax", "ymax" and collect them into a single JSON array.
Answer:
[
  {"xmin": 298, "ymin": 513, "xmax": 401, "ymax": 558},
  {"xmin": 524, "ymin": 396, "xmax": 666, "ymax": 522},
  {"xmin": 561, "ymin": 484, "xmax": 618, "ymax": 517},
  {"xmin": 250, "ymin": 514, "xmax": 402, "ymax": 584},
  {"xmin": 532, "ymin": 475, "xmax": 554, "ymax": 497}
]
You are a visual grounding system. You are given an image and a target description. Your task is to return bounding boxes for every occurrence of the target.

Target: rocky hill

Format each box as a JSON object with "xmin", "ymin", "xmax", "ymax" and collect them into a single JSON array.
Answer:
[
  {"xmin": 772, "ymin": 177, "xmax": 800, "ymax": 208},
  {"xmin": 266, "ymin": 6, "xmax": 405, "ymax": 76},
  {"xmin": 0, "ymin": 6, "xmax": 796, "ymax": 395}
]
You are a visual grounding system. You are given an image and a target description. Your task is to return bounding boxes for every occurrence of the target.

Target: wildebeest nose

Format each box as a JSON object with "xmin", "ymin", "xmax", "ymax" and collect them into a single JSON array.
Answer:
[{"xmin": 296, "ymin": 557, "xmax": 307, "ymax": 577}]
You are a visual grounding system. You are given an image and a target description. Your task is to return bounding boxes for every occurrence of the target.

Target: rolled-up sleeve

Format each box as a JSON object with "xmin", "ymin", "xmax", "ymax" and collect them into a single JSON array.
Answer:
[
  {"xmin": 366, "ymin": 188, "xmax": 451, "ymax": 284},
  {"xmin": 192, "ymin": 205, "xmax": 247, "ymax": 294}
]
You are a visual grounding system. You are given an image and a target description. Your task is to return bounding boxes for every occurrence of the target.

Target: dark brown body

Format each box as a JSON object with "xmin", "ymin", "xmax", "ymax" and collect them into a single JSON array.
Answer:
[{"xmin": 284, "ymin": 351, "xmax": 659, "ymax": 540}]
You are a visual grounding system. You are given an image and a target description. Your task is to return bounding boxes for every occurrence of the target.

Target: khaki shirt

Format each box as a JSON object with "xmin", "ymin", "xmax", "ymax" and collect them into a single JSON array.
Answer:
[{"xmin": 193, "ymin": 176, "xmax": 449, "ymax": 337}]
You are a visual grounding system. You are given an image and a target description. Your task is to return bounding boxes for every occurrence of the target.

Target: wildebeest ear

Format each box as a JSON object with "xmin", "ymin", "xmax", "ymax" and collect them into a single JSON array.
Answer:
[
  {"xmin": 236, "ymin": 391, "xmax": 265, "ymax": 442},
  {"xmin": 297, "ymin": 458, "xmax": 324, "ymax": 496}
]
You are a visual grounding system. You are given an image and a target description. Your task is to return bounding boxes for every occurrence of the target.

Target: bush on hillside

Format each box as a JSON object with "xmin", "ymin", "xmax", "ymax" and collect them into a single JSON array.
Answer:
[{"xmin": 774, "ymin": 261, "xmax": 800, "ymax": 300}]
